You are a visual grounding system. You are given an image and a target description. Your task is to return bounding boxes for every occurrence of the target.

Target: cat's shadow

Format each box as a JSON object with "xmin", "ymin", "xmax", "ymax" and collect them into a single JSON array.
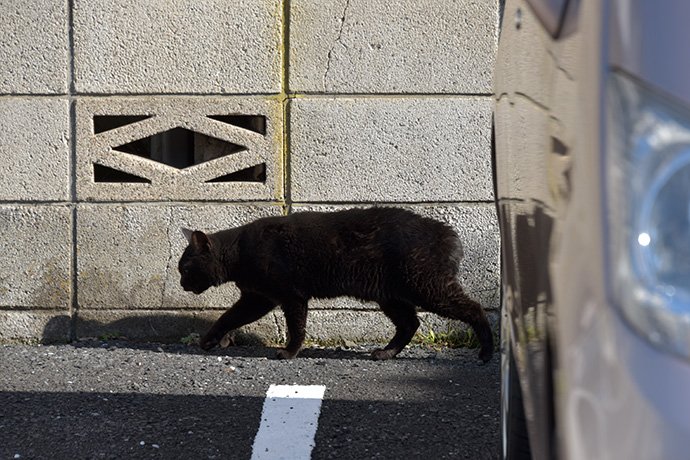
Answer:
[
  {"xmin": 41, "ymin": 314, "xmax": 377, "ymax": 360},
  {"xmin": 41, "ymin": 314, "xmax": 445, "ymax": 362}
]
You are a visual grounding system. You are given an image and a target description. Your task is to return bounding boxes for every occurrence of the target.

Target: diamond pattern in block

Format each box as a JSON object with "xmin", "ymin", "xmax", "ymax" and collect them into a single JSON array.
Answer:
[{"xmin": 75, "ymin": 98, "xmax": 284, "ymax": 202}]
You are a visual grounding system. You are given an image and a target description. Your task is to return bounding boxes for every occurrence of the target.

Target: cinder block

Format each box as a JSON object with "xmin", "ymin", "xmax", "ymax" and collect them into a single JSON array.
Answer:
[
  {"xmin": 290, "ymin": 97, "xmax": 493, "ymax": 202},
  {"xmin": 292, "ymin": 204, "xmax": 500, "ymax": 311},
  {"xmin": 195, "ymin": 310, "xmax": 284, "ymax": 345},
  {"xmin": 74, "ymin": 97, "xmax": 284, "ymax": 202},
  {"xmin": 75, "ymin": 310, "xmax": 197, "ymax": 342},
  {"xmin": 0, "ymin": 205, "xmax": 72, "ymax": 309},
  {"xmin": 290, "ymin": 0, "xmax": 498, "ymax": 93},
  {"xmin": 306, "ymin": 310, "xmax": 394, "ymax": 343},
  {"xmin": 0, "ymin": 98, "xmax": 70, "ymax": 201},
  {"xmin": 72, "ymin": 0, "xmax": 282, "ymax": 94},
  {"xmin": 0, "ymin": 0, "xmax": 69, "ymax": 94},
  {"xmin": 0, "ymin": 311, "xmax": 71, "ymax": 343},
  {"xmin": 76, "ymin": 204, "xmax": 283, "ymax": 311},
  {"xmin": 305, "ymin": 310, "xmax": 499, "ymax": 344},
  {"xmin": 76, "ymin": 204, "xmax": 169, "ymax": 310}
]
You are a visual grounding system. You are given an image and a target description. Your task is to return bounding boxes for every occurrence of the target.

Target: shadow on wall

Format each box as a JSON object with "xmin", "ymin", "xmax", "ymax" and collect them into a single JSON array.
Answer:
[{"xmin": 41, "ymin": 313, "xmax": 276, "ymax": 346}]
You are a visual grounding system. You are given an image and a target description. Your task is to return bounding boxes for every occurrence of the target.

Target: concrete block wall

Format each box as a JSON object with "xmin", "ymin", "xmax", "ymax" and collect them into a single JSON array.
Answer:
[{"xmin": 0, "ymin": 0, "xmax": 500, "ymax": 345}]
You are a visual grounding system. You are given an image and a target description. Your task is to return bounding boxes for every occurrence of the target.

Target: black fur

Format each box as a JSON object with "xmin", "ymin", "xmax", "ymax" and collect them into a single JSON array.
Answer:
[{"xmin": 179, "ymin": 207, "xmax": 494, "ymax": 362}]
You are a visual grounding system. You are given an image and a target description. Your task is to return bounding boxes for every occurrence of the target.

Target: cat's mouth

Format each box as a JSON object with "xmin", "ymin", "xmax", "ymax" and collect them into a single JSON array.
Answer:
[{"xmin": 183, "ymin": 285, "xmax": 205, "ymax": 295}]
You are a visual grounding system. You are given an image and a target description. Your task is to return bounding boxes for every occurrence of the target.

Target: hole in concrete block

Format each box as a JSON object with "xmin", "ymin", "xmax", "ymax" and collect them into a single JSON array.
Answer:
[
  {"xmin": 206, "ymin": 163, "xmax": 266, "ymax": 183},
  {"xmin": 112, "ymin": 128, "xmax": 246, "ymax": 170},
  {"xmin": 94, "ymin": 115, "xmax": 152, "ymax": 134},
  {"xmin": 208, "ymin": 115, "xmax": 266, "ymax": 135},
  {"xmin": 93, "ymin": 164, "xmax": 151, "ymax": 183}
]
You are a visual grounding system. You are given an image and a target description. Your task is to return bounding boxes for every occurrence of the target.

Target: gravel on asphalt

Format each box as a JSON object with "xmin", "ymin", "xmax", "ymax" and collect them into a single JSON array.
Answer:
[{"xmin": 0, "ymin": 340, "xmax": 500, "ymax": 460}]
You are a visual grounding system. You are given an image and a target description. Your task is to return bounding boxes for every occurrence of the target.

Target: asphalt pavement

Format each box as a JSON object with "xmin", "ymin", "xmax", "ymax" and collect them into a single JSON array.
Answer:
[{"xmin": 0, "ymin": 341, "xmax": 500, "ymax": 460}]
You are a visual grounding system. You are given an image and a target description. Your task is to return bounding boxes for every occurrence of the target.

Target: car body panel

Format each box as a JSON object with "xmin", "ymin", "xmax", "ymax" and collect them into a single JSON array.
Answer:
[
  {"xmin": 525, "ymin": 0, "xmax": 569, "ymax": 37},
  {"xmin": 494, "ymin": 0, "xmax": 587, "ymax": 456},
  {"xmin": 495, "ymin": 0, "xmax": 690, "ymax": 459},
  {"xmin": 610, "ymin": 1, "xmax": 690, "ymax": 108}
]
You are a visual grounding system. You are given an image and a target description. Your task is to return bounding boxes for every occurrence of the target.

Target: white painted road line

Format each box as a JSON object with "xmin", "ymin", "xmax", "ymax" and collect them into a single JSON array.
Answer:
[{"xmin": 250, "ymin": 384, "xmax": 327, "ymax": 460}]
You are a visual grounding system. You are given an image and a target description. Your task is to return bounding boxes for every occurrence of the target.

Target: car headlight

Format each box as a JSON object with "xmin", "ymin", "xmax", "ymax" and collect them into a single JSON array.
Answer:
[{"xmin": 607, "ymin": 71, "xmax": 690, "ymax": 358}]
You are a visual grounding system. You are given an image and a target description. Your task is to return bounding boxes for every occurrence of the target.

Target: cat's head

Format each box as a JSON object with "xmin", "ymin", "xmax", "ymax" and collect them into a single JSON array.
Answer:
[{"xmin": 179, "ymin": 228, "xmax": 224, "ymax": 295}]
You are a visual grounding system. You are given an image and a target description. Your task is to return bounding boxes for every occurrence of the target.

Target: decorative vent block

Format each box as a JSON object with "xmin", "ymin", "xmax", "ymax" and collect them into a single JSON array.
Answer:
[{"xmin": 75, "ymin": 98, "xmax": 283, "ymax": 202}]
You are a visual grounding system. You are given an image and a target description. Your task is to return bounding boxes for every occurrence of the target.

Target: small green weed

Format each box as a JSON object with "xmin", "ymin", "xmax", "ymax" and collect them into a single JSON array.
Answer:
[
  {"xmin": 180, "ymin": 333, "xmax": 200, "ymax": 345},
  {"xmin": 412, "ymin": 327, "xmax": 481, "ymax": 349},
  {"xmin": 98, "ymin": 332, "xmax": 120, "ymax": 341}
]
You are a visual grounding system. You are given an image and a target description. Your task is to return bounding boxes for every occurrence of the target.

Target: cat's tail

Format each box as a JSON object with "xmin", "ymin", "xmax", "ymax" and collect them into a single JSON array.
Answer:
[{"xmin": 420, "ymin": 281, "xmax": 494, "ymax": 363}]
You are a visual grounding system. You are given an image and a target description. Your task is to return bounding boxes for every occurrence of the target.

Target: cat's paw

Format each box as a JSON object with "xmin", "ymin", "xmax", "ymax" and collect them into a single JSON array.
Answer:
[
  {"xmin": 371, "ymin": 348, "xmax": 397, "ymax": 361},
  {"xmin": 478, "ymin": 345, "xmax": 494, "ymax": 363},
  {"xmin": 275, "ymin": 348, "xmax": 299, "ymax": 360},
  {"xmin": 199, "ymin": 334, "xmax": 220, "ymax": 351}
]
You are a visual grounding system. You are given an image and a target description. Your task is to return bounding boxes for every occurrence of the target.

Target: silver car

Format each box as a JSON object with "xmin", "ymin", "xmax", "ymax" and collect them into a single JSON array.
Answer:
[{"xmin": 493, "ymin": 0, "xmax": 690, "ymax": 459}]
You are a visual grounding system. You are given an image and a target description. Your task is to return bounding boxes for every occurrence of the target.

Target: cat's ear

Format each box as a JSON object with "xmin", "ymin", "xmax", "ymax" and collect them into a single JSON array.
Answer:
[
  {"xmin": 181, "ymin": 228, "xmax": 213, "ymax": 252},
  {"xmin": 191, "ymin": 231, "xmax": 213, "ymax": 252},
  {"xmin": 181, "ymin": 228, "xmax": 194, "ymax": 243}
]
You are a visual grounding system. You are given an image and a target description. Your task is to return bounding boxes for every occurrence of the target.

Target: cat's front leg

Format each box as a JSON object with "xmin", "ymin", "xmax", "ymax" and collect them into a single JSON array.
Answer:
[
  {"xmin": 200, "ymin": 292, "xmax": 276, "ymax": 351},
  {"xmin": 275, "ymin": 300, "xmax": 308, "ymax": 359}
]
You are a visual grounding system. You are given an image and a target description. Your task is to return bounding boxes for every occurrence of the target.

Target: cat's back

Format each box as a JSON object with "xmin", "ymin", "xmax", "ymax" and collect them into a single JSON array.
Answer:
[
  {"xmin": 235, "ymin": 207, "xmax": 459, "ymax": 257},
  {"xmin": 283, "ymin": 207, "xmax": 461, "ymax": 260},
  {"xmin": 281, "ymin": 206, "xmax": 438, "ymax": 229}
]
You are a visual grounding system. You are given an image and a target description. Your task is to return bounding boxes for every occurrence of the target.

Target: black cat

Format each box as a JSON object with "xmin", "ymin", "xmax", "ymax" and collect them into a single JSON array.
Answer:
[{"xmin": 179, "ymin": 207, "xmax": 494, "ymax": 362}]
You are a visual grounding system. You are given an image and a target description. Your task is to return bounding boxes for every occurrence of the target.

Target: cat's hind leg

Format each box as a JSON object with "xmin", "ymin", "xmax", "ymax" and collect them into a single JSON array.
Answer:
[
  {"xmin": 275, "ymin": 300, "xmax": 308, "ymax": 360},
  {"xmin": 200, "ymin": 292, "xmax": 276, "ymax": 350},
  {"xmin": 371, "ymin": 300, "xmax": 420, "ymax": 361},
  {"xmin": 421, "ymin": 282, "xmax": 494, "ymax": 363}
]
